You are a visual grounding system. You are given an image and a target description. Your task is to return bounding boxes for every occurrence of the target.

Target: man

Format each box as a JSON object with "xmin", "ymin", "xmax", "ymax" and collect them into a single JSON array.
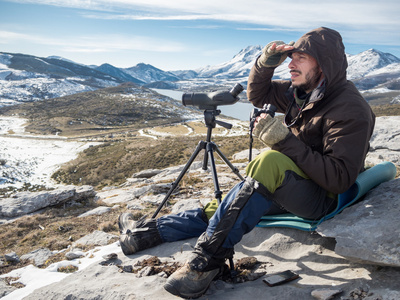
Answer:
[{"xmin": 118, "ymin": 27, "xmax": 375, "ymax": 299}]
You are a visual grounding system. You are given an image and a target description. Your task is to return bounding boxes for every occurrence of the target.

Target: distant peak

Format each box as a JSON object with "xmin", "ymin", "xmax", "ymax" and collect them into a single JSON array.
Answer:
[
  {"xmin": 360, "ymin": 48, "xmax": 399, "ymax": 59},
  {"xmin": 99, "ymin": 63, "xmax": 114, "ymax": 68}
]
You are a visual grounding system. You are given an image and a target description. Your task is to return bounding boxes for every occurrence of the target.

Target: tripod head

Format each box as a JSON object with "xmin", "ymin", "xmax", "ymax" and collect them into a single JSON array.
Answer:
[{"xmin": 204, "ymin": 109, "xmax": 233, "ymax": 130}]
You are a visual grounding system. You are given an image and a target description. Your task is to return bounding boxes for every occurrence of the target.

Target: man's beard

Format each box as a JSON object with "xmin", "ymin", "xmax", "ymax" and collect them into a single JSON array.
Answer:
[{"xmin": 292, "ymin": 65, "xmax": 322, "ymax": 93}]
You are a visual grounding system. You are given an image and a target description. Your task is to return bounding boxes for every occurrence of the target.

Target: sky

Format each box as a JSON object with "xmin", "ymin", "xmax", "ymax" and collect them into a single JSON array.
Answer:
[{"xmin": 0, "ymin": 0, "xmax": 399, "ymax": 71}]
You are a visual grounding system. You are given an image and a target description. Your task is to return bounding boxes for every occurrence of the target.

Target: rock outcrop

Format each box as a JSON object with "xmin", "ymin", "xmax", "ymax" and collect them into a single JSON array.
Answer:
[
  {"xmin": 0, "ymin": 185, "xmax": 95, "ymax": 219},
  {"xmin": 317, "ymin": 178, "xmax": 400, "ymax": 267}
]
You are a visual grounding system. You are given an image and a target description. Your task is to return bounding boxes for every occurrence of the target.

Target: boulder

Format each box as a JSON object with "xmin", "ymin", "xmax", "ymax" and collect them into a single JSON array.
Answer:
[
  {"xmin": 78, "ymin": 206, "xmax": 111, "ymax": 218},
  {"xmin": 132, "ymin": 168, "xmax": 163, "ymax": 178},
  {"xmin": 317, "ymin": 178, "xmax": 400, "ymax": 267},
  {"xmin": 20, "ymin": 248, "xmax": 53, "ymax": 267},
  {"xmin": 96, "ymin": 185, "xmax": 153, "ymax": 205},
  {"xmin": 73, "ymin": 230, "xmax": 118, "ymax": 247},
  {"xmin": 366, "ymin": 116, "xmax": 400, "ymax": 165},
  {"xmin": 4, "ymin": 252, "xmax": 20, "ymax": 263},
  {"xmin": 0, "ymin": 185, "xmax": 95, "ymax": 218}
]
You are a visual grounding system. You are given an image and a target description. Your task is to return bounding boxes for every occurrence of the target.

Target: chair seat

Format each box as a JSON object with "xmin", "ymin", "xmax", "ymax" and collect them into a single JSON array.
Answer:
[{"xmin": 257, "ymin": 161, "xmax": 397, "ymax": 231}]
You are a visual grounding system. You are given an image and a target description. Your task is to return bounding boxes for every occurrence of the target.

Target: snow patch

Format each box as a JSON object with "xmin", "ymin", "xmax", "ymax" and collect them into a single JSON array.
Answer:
[{"xmin": 0, "ymin": 117, "xmax": 99, "ymax": 188}]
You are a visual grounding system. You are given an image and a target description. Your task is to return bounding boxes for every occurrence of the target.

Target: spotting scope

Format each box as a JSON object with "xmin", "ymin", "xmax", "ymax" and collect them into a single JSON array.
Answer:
[{"xmin": 182, "ymin": 83, "xmax": 244, "ymax": 110}]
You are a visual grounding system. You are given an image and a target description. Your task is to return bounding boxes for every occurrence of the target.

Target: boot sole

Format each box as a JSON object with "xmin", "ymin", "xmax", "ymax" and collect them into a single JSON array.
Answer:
[
  {"xmin": 119, "ymin": 233, "xmax": 139, "ymax": 255},
  {"xmin": 164, "ymin": 279, "xmax": 208, "ymax": 299},
  {"xmin": 164, "ymin": 268, "xmax": 220, "ymax": 299}
]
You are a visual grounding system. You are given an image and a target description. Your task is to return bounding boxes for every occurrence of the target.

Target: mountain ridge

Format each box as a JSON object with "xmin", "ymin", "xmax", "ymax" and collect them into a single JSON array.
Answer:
[
  {"xmin": 1, "ymin": 47, "xmax": 400, "ymax": 106},
  {"xmin": 95, "ymin": 63, "xmax": 145, "ymax": 84},
  {"xmin": 123, "ymin": 63, "xmax": 181, "ymax": 83}
]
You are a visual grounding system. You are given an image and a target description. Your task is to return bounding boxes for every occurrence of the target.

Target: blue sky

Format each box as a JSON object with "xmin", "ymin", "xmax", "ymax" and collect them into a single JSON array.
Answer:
[{"xmin": 1, "ymin": 0, "xmax": 399, "ymax": 71}]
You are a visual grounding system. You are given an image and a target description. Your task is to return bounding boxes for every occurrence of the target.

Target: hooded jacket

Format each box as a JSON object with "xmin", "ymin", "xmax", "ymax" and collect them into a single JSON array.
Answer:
[{"xmin": 247, "ymin": 27, "xmax": 375, "ymax": 194}]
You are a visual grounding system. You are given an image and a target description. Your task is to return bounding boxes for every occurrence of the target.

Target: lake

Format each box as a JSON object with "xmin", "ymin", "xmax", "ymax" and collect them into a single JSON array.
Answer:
[{"xmin": 152, "ymin": 88, "xmax": 254, "ymax": 121}]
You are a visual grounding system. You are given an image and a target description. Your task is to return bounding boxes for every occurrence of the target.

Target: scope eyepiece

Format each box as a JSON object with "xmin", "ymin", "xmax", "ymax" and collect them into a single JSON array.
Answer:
[{"xmin": 230, "ymin": 83, "xmax": 244, "ymax": 98}]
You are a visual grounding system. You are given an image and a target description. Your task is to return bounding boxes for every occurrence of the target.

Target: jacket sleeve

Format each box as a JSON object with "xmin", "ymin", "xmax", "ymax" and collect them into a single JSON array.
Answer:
[{"xmin": 247, "ymin": 61, "xmax": 291, "ymax": 113}]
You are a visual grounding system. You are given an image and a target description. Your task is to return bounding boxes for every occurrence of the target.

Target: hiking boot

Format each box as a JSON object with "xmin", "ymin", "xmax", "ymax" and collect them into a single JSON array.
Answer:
[
  {"xmin": 164, "ymin": 262, "xmax": 221, "ymax": 299},
  {"xmin": 118, "ymin": 213, "xmax": 162, "ymax": 255}
]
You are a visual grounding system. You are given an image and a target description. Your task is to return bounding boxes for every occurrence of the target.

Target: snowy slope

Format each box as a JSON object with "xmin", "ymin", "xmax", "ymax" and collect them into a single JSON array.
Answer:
[
  {"xmin": 195, "ymin": 46, "xmax": 262, "ymax": 79},
  {"xmin": 123, "ymin": 63, "xmax": 180, "ymax": 83},
  {"xmin": 0, "ymin": 52, "xmax": 122, "ymax": 106}
]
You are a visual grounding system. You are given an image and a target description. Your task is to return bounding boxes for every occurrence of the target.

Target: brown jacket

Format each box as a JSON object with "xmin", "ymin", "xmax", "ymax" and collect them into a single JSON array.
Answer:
[{"xmin": 247, "ymin": 27, "xmax": 375, "ymax": 194}]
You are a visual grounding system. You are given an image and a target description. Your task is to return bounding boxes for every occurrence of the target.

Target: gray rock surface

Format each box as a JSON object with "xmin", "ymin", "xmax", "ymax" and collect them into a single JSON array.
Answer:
[
  {"xmin": 20, "ymin": 248, "xmax": 54, "ymax": 267},
  {"xmin": 73, "ymin": 230, "xmax": 118, "ymax": 247},
  {"xmin": 311, "ymin": 288, "xmax": 342, "ymax": 300},
  {"xmin": 78, "ymin": 206, "xmax": 111, "ymax": 217},
  {"xmin": 21, "ymin": 228, "xmax": 400, "ymax": 300},
  {"xmin": 4, "ymin": 252, "xmax": 20, "ymax": 263},
  {"xmin": 317, "ymin": 178, "xmax": 400, "ymax": 267},
  {"xmin": 0, "ymin": 279, "xmax": 16, "ymax": 298},
  {"xmin": 366, "ymin": 116, "xmax": 400, "ymax": 166},
  {"xmin": 0, "ymin": 185, "xmax": 95, "ymax": 218},
  {"xmin": 65, "ymin": 251, "xmax": 85, "ymax": 260}
]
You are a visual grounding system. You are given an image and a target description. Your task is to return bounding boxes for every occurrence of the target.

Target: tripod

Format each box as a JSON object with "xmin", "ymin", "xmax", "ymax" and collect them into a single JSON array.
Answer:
[{"xmin": 152, "ymin": 109, "xmax": 245, "ymax": 219}]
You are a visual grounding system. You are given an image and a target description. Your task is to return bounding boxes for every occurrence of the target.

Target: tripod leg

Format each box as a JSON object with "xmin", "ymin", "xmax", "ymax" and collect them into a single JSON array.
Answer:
[
  {"xmin": 213, "ymin": 143, "xmax": 245, "ymax": 181},
  {"xmin": 202, "ymin": 124, "xmax": 213, "ymax": 171},
  {"xmin": 206, "ymin": 143, "xmax": 223, "ymax": 204},
  {"xmin": 202, "ymin": 148, "xmax": 209, "ymax": 171},
  {"xmin": 249, "ymin": 135, "xmax": 254, "ymax": 162},
  {"xmin": 152, "ymin": 140, "xmax": 206, "ymax": 218}
]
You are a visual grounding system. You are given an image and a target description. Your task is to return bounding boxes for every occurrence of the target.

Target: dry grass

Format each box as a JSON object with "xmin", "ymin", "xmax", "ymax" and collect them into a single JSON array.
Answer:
[
  {"xmin": 0, "ymin": 200, "xmax": 142, "ymax": 275},
  {"xmin": 151, "ymin": 124, "xmax": 191, "ymax": 135},
  {"xmin": 51, "ymin": 132, "xmax": 257, "ymax": 189}
]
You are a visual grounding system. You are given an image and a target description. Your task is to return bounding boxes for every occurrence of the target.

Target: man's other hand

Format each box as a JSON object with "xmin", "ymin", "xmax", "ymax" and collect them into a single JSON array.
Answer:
[{"xmin": 253, "ymin": 113, "xmax": 290, "ymax": 147}]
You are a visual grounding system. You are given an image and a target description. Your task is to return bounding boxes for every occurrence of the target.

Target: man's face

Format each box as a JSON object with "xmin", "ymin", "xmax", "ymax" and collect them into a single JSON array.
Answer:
[{"xmin": 288, "ymin": 52, "xmax": 324, "ymax": 93}]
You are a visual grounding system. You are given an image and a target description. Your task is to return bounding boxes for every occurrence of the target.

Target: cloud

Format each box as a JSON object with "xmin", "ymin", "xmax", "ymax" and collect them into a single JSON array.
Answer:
[
  {"xmin": 4, "ymin": 0, "xmax": 400, "ymax": 49},
  {"xmin": 0, "ymin": 30, "xmax": 185, "ymax": 53},
  {"xmin": 0, "ymin": 30, "xmax": 29, "ymax": 42},
  {"xmin": 65, "ymin": 34, "xmax": 185, "ymax": 53},
  {"xmin": 8, "ymin": 0, "xmax": 400, "ymax": 27}
]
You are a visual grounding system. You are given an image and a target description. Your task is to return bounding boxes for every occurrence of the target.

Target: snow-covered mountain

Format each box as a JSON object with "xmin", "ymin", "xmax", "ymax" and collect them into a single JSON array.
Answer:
[
  {"xmin": 123, "ymin": 63, "xmax": 180, "ymax": 84},
  {"xmin": 347, "ymin": 49, "xmax": 400, "ymax": 79},
  {"xmin": 187, "ymin": 46, "xmax": 400, "ymax": 84},
  {"xmin": 1, "ymin": 47, "xmax": 400, "ymax": 106},
  {"xmin": 95, "ymin": 63, "xmax": 145, "ymax": 84},
  {"xmin": 346, "ymin": 49, "xmax": 400, "ymax": 97},
  {"xmin": 0, "ymin": 52, "xmax": 123, "ymax": 105},
  {"xmin": 195, "ymin": 45, "xmax": 262, "ymax": 79}
]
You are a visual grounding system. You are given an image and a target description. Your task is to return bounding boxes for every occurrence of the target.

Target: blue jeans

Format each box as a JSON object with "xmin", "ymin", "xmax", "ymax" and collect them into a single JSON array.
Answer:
[
  {"xmin": 157, "ymin": 181, "xmax": 281, "ymax": 248},
  {"xmin": 157, "ymin": 150, "xmax": 336, "ymax": 250}
]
